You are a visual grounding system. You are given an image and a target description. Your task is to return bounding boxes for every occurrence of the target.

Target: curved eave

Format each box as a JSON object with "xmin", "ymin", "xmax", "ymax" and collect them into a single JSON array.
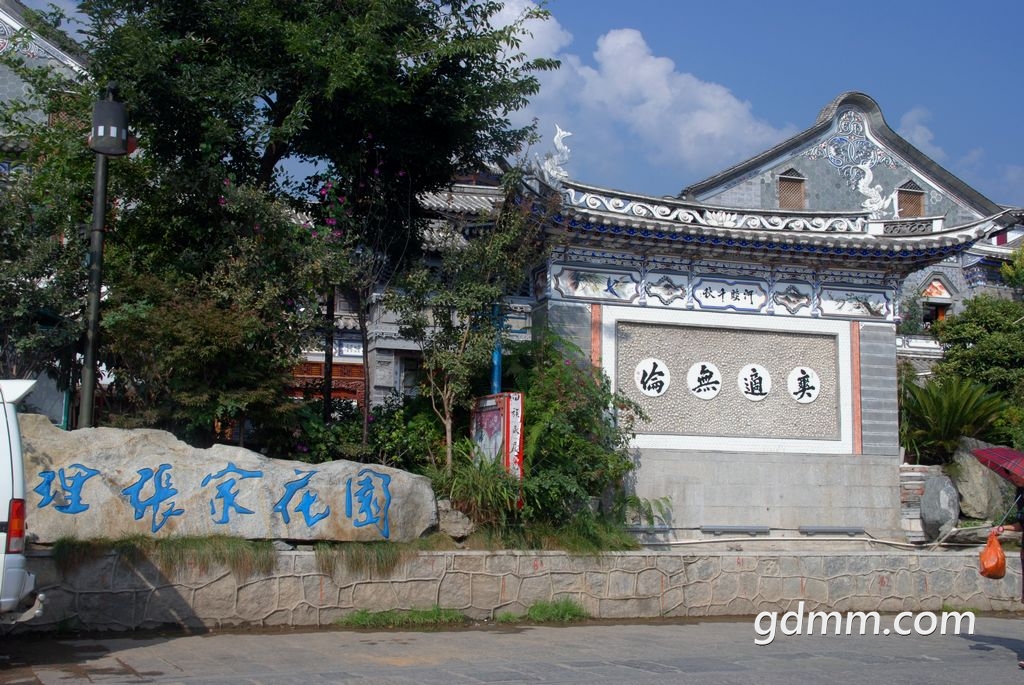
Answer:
[{"xmin": 541, "ymin": 211, "xmax": 1001, "ymax": 272}]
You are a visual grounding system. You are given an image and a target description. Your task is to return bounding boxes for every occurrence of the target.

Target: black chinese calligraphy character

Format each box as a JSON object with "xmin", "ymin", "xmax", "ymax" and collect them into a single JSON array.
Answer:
[
  {"xmin": 792, "ymin": 369, "xmax": 816, "ymax": 400},
  {"xmin": 640, "ymin": 361, "xmax": 666, "ymax": 394},
  {"xmin": 691, "ymin": 364, "xmax": 720, "ymax": 394},
  {"xmin": 743, "ymin": 368, "xmax": 769, "ymax": 397}
]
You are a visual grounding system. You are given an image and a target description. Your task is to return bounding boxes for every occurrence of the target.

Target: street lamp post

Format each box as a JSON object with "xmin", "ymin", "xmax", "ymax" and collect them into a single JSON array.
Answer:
[{"xmin": 78, "ymin": 83, "xmax": 129, "ymax": 429}]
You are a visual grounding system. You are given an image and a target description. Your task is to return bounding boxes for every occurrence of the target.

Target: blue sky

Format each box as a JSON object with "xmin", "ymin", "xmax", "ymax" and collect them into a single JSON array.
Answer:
[
  {"xmin": 507, "ymin": 0, "xmax": 1024, "ymax": 206},
  {"xmin": 26, "ymin": 0, "xmax": 1024, "ymax": 206}
]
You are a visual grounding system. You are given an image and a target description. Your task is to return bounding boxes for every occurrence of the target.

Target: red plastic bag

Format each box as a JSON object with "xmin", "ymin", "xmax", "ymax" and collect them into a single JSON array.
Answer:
[{"xmin": 980, "ymin": 530, "xmax": 1007, "ymax": 579}]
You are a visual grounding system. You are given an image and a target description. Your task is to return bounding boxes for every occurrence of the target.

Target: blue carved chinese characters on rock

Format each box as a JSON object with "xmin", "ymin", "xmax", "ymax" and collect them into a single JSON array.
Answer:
[
  {"xmin": 274, "ymin": 469, "xmax": 330, "ymax": 527},
  {"xmin": 121, "ymin": 463, "xmax": 185, "ymax": 533},
  {"xmin": 345, "ymin": 468, "xmax": 392, "ymax": 539}
]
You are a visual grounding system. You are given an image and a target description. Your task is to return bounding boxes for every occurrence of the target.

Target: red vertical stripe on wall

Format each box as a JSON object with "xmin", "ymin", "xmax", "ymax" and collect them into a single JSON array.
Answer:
[
  {"xmin": 851, "ymin": 321, "xmax": 862, "ymax": 455},
  {"xmin": 591, "ymin": 304, "xmax": 602, "ymax": 368}
]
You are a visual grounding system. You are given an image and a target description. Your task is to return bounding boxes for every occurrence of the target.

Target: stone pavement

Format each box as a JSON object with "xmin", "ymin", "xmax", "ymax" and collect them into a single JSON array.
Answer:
[{"xmin": 2, "ymin": 614, "xmax": 1024, "ymax": 685}]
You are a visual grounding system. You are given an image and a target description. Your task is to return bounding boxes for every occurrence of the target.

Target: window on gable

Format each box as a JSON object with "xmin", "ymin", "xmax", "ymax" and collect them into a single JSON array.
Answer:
[
  {"xmin": 777, "ymin": 169, "xmax": 806, "ymax": 210},
  {"xmin": 897, "ymin": 181, "xmax": 925, "ymax": 218},
  {"xmin": 920, "ymin": 277, "xmax": 952, "ymax": 329}
]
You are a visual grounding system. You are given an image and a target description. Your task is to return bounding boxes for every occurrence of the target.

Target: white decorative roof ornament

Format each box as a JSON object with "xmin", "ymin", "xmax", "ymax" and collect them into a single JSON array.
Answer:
[{"xmin": 537, "ymin": 124, "xmax": 572, "ymax": 188}]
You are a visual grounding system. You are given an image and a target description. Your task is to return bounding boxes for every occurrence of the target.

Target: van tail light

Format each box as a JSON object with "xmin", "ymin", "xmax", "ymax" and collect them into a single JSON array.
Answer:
[{"xmin": 6, "ymin": 498, "xmax": 26, "ymax": 554}]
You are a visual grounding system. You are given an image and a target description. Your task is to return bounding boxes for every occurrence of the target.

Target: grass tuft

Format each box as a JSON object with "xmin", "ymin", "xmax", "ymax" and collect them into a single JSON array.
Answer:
[
  {"xmin": 494, "ymin": 610, "xmax": 521, "ymax": 623},
  {"xmin": 525, "ymin": 597, "xmax": 590, "ymax": 623},
  {"xmin": 459, "ymin": 519, "xmax": 641, "ymax": 553},
  {"xmin": 51, "ymin": 534, "xmax": 275, "ymax": 579},
  {"xmin": 149, "ymin": 535, "xmax": 275, "ymax": 578},
  {"xmin": 314, "ymin": 541, "xmax": 414, "ymax": 576},
  {"xmin": 336, "ymin": 606, "xmax": 468, "ymax": 629},
  {"xmin": 52, "ymin": 536, "xmax": 115, "ymax": 575}
]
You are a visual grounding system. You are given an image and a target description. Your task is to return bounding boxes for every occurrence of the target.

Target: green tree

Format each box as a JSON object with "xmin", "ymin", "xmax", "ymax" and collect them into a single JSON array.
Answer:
[
  {"xmin": 896, "ymin": 296, "xmax": 925, "ymax": 336},
  {"xmin": 0, "ymin": 33, "xmax": 95, "ymax": 389},
  {"xmin": 386, "ymin": 172, "xmax": 546, "ymax": 472},
  {"xmin": 931, "ymin": 295, "xmax": 1024, "ymax": 402},
  {"xmin": 5, "ymin": 1, "xmax": 556, "ymax": 442},
  {"xmin": 999, "ymin": 245, "xmax": 1024, "ymax": 289}
]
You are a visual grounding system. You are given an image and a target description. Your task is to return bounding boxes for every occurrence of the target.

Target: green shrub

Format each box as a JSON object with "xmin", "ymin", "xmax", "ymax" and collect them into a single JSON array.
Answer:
[
  {"xmin": 507, "ymin": 331, "xmax": 646, "ymax": 525},
  {"xmin": 367, "ymin": 393, "xmax": 446, "ymax": 470},
  {"xmin": 442, "ymin": 439, "xmax": 521, "ymax": 528},
  {"xmin": 901, "ymin": 376, "xmax": 1006, "ymax": 464}
]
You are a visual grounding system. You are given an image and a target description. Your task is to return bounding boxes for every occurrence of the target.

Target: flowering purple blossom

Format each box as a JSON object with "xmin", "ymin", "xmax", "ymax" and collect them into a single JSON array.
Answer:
[{"xmin": 218, "ymin": 196, "xmax": 226, "ymax": 206}]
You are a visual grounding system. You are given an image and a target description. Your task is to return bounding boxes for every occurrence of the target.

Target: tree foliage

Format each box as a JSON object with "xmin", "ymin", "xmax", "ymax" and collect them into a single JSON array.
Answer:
[
  {"xmin": 386, "ymin": 171, "xmax": 547, "ymax": 471},
  {"xmin": 0, "ymin": 34, "xmax": 95, "ymax": 387},
  {"xmin": 2, "ymin": 1, "xmax": 557, "ymax": 444},
  {"xmin": 509, "ymin": 331, "xmax": 646, "ymax": 525},
  {"xmin": 931, "ymin": 295, "xmax": 1024, "ymax": 402},
  {"xmin": 999, "ymin": 245, "xmax": 1024, "ymax": 290}
]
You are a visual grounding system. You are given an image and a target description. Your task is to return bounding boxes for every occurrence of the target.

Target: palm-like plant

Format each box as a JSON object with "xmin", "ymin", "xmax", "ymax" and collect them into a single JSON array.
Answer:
[{"xmin": 901, "ymin": 376, "xmax": 1006, "ymax": 465}]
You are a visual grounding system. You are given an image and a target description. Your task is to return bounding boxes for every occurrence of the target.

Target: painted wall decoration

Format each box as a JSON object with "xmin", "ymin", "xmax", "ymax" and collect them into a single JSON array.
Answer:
[
  {"xmin": 788, "ymin": 367, "xmax": 820, "ymax": 404},
  {"xmin": 738, "ymin": 364, "xmax": 772, "ymax": 401},
  {"xmin": 19, "ymin": 415, "xmax": 438, "ymax": 543},
  {"xmin": 552, "ymin": 267, "xmax": 640, "ymax": 302},
  {"xmin": 803, "ymin": 109, "xmax": 901, "ymax": 219},
  {"xmin": 634, "ymin": 358, "xmax": 670, "ymax": 397},
  {"xmin": 645, "ymin": 275, "xmax": 688, "ymax": 307},
  {"xmin": 772, "ymin": 282, "xmax": 814, "ymax": 315},
  {"xmin": 550, "ymin": 261, "xmax": 895, "ymax": 321},
  {"xmin": 687, "ymin": 362, "xmax": 722, "ymax": 399},
  {"xmin": 921, "ymin": 279, "xmax": 951, "ymax": 298},
  {"xmin": 692, "ymin": 278, "xmax": 768, "ymax": 312},
  {"xmin": 820, "ymin": 288, "xmax": 889, "ymax": 318}
]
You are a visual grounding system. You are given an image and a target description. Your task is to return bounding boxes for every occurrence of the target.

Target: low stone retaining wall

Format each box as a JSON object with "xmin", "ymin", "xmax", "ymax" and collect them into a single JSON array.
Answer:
[{"xmin": 14, "ymin": 548, "xmax": 1022, "ymax": 633}]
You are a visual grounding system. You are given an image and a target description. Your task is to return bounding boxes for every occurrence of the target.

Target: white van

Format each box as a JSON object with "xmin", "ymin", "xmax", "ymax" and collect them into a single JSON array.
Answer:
[{"xmin": 0, "ymin": 380, "xmax": 43, "ymax": 623}]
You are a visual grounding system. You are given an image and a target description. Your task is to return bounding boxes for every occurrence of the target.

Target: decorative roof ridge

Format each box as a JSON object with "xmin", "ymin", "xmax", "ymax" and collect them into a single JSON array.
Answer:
[
  {"xmin": 678, "ymin": 92, "xmax": 1007, "ymax": 223},
  {"xmin": 560, "ymin": 181, "xmax": 871, "ymax": 234},
  {"xmin": 0, "ymin": 1, "xmax": 88, "ymax": 75},
  {"xmin": 562, "ymin": 177, "xmax": 867, "ymax": 217}
]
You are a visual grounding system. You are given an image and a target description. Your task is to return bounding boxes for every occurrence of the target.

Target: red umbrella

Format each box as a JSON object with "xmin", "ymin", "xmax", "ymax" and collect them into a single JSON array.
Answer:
[{"xmin": 972, "ymin": 447, "xmax": 1024, "ymax": 487}]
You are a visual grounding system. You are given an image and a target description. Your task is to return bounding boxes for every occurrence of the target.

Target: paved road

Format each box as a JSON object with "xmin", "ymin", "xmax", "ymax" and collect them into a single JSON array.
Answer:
[{"xmin": 2, "ymin": 614, "xmax": 1023, "ymax": 684}]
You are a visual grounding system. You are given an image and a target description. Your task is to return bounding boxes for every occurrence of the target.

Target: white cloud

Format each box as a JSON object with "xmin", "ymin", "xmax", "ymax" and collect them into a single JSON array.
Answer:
[
  {"xmin": 504, "ymin": 8, "xmax": 792, "ymax": 193},
  {"xmin": 496, "ymin": 0, "xmax": 573, "ymax": 59},
  {"xmin": 897, "ymin": 107, "xmax": 946, "ymax": 162}
]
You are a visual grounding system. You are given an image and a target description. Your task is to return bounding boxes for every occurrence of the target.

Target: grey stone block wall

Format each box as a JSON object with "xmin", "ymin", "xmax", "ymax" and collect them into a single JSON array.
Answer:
[
  {"xmin": 631, "ymin": 449, "xmax": 903, "ymax": 540},
  {"xmin": 533, "ymin": 300, "xmax": 592, "ymax": 358},
  {"xmin": 859, "ymin": 323, "xmax": 900, "ymax": 456},
  {"xmin": 13, "ymin": 549, "xmax": 1018, "ymax": 633}
]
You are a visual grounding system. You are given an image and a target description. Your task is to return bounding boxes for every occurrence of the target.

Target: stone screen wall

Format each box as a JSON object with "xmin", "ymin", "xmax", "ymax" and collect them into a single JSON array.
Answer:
[{"xmin": 616, "ymin": 322, "xmax": 839, "ymax": 440}]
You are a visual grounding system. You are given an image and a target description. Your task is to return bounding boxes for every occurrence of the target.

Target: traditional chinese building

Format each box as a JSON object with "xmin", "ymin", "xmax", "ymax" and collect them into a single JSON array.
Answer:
[{"xmin": 524, "ymin": 92, "xmax": 1016, "ymax": 541}]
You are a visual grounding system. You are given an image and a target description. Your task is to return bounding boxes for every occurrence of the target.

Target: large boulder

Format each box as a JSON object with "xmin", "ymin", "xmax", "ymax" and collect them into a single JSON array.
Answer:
[
  {"xmin": 437, "ymin": 499, "xmax": 475, "ymax": 540},
  {"xmin": 951, "ymin": 438, "xmax": 1016, "ymax": 521},
  {"xmin": 920, "ymin": 474, "xmax": 959, "ymax": 541},
  {"xmin": 19, "ymin": 414, "xmax": 437, "ymax": 543}
]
